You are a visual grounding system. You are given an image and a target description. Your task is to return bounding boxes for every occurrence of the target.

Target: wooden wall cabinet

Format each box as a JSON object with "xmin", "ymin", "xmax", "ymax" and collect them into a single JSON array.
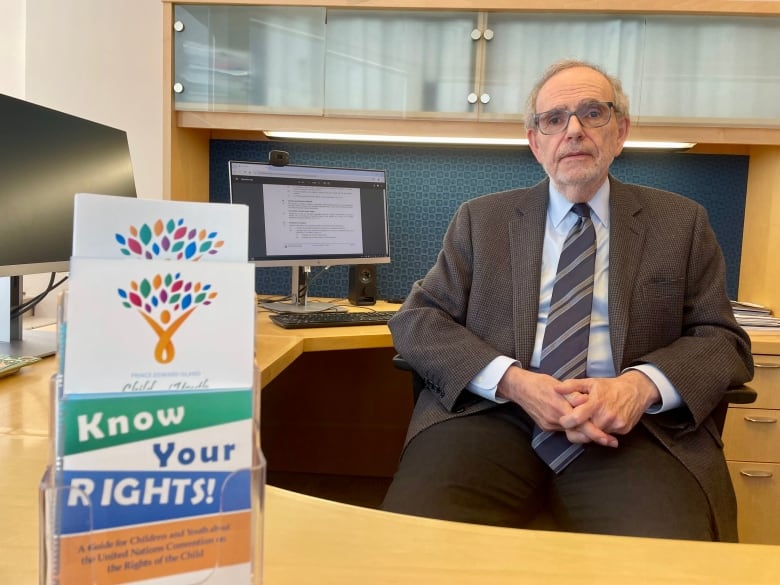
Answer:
[
  {"xmin": 169, "ymin": 5, "xmax": 780, "ymax": 126},
  {"xmin": 162, "ymin": 1, "xmax": 780, "ymax": 312},
  {"xmin": 724, "ymin": 353, "xmax": 780, "ymax": 544}
]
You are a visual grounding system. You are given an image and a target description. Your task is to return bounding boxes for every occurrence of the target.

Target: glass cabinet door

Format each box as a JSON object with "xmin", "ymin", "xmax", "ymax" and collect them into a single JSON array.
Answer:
[
  {"xmin": 640, "ymin": 16, "xmax": 780, "ymax": 125},
  {"xmin": 173, "ymin": 5, "xmax": 326, "ymax": 113},
  {"xmin": 324, "ymin": 10, "xmax": 479, "ymax": 118},
  {"xmin": 171, "ymin": 6, "xmax": 780, "ymax": 127},
  {"xmin": 482, "ymin": 14, "xmax": 645, "ymax": 120}
]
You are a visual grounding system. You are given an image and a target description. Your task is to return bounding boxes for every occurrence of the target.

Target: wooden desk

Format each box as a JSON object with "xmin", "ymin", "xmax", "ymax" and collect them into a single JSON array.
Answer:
[
  {"xmin": 256, "ymin": 301, "xmax": 413, "ymax": 477},
  {"xmin": 256, "ymin": 300, "xmax": 397, "ymax": 351},
  {"xmin": 4, "ymin": 317, "xmax": 780, "ymax": 584},
  {"xmin": 254, "ymin": 300, "xmax": 398, "ymax": 387},
  {"xmin": 0, "ymin": 357, "xmax": 55, "ymax": 585},
  {"xmin": 0, "ymin": 305, "xmax": 405, "ymax": 585},
  {"xmin": 265, "ymin": 486, "xmax": 780, "ymax": 585}
]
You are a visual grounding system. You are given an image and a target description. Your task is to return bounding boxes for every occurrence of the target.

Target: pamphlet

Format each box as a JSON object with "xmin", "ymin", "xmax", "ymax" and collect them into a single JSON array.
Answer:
[
  {"xmin": 55, "ymin": 390, "xmax": 255, "ymax": 585},
  {"xmin": 62, "ymin": 258, "xmax": 255, "ymax": 395},
  {"xmin": 72, "ymin": 193, "xmax": 248, "ymax": 262}
]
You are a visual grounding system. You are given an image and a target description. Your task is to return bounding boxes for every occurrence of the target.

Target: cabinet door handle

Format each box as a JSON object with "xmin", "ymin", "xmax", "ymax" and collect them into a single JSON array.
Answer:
[
  {"xmin": 744, "ymin": 415, "xmax": 778, "ymax": 423},
  {"xmin": 739, "ymin": 470, "xmax": 774, "ymax": 478},
  {"xmin": 754, "ymin": 362, "xmax": 780, "ymax": 368},
  {"xmin": 471, "ymin": 28, "xmax": 482, "ymax": 40},
  {"xmin": 467, "ymin": 93, "xmax": 478, "ymax": 104}
]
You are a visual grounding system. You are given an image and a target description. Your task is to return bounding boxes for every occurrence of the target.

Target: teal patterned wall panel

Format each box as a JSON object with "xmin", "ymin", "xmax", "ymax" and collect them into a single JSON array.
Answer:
[{"xmin": 210, "ymin": 140, "xmax": 748, "ymax": 300}]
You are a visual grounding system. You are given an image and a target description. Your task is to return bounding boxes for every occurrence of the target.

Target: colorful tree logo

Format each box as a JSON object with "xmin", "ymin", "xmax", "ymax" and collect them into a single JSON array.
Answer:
[
  {"xmin": 115, "ymin": 219, "xmax": 224, "ymax": 260},
  {"xmin": 118, "ymin": 273, "xmax": 218, "ymax": 364}
]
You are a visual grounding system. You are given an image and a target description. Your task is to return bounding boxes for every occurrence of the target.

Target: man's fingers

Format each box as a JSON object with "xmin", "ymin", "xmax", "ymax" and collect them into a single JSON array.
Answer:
[
  {"xmin": 559, "ymin": 402, "xmax": 594, "ymax": 428},
  {"xmin": 563, "ymin": 391, "xmax": 589, "ymax": 407},
  {"xmin": 565, "ymin": 420, "xmax": 618, "ymax": 447}
]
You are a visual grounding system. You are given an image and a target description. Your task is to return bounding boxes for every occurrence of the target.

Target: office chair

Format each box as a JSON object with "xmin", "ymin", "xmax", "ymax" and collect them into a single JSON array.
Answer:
[{"xmin": 391, "ymin": 354, "xmax": 756, "ymax": 529}]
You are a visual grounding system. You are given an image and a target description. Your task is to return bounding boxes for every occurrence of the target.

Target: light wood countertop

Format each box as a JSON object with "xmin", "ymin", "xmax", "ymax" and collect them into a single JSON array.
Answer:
[
  {"xmin": 1, "ymin": 311, "xmax": 778, "ymax": 584},
  {"xmin": 264, "ymin": 485, "xmax": 780, "ymax": 585}
]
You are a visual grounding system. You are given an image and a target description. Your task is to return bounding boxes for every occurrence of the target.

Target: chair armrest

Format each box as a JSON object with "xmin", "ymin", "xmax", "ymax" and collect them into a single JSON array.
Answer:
[
  {"xmin": 392, "ymin": 354, "xmax": 414, "ymax": 372},
  {"xmin": 391, "ymin": 354, "xmax": 425, "ymax": 403},
  {"xmin": 724, "ymin": 384, "xmax": 758, "ymax": 405}
]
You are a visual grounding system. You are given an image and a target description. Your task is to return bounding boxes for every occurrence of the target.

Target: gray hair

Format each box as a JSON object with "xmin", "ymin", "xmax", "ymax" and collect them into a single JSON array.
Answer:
[{"xmin": 524, "ymin": 59, "xmax": 630, "ymax": 130}]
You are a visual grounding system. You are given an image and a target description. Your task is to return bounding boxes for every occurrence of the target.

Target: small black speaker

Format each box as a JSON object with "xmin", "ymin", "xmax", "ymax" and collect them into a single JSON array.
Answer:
[{"xmin": 348, "ymin": 265, "xmax": 377, "ymax": 306}]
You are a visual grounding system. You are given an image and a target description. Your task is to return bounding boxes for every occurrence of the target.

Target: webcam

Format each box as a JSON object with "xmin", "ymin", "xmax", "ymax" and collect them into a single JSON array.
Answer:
[{"xmin": 269, "ymin": 150, "xmax": 290, "ymax": 167}]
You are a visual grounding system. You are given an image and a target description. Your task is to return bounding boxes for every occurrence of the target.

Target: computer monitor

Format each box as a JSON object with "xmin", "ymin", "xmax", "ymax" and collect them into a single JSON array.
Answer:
[
  {"xmin": 0, "ymin": 93, "xmax": 137, "ymax": 357},
  {"xmin": 228, "ymin": 160, "xmax": 390, "ymax": 313}
]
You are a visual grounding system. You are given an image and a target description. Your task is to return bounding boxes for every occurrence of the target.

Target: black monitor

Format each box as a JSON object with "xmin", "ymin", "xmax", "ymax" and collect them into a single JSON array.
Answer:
[
  {"xmin": 228, "ymin": 160, "xmax": 390, "ymax": 313},
  {"xmin": 0, "ymin": 93, "xmax": 137, "ymax": 357}
]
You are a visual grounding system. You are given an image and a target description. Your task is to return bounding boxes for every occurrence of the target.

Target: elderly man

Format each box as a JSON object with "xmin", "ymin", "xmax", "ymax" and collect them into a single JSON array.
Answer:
[{"xmin": 382, "ymin": 59, "xmax": 753, "ymax": 542}]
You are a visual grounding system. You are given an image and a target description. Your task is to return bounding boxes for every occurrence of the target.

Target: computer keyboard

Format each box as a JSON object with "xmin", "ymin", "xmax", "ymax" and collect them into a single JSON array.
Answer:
[{"xmin": 269, "ymin": 311, "xmax": 396, "ymax": 329}]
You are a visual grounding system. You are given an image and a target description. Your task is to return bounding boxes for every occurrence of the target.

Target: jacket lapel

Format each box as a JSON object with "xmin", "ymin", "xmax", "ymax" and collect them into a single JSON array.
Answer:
[
  {"xmin": 607, "ymin": 177, "xmax": 646, "ymax": 370},
  {"xmin": 509, "ymin": 181, "xmax": 549, "ymax": 366}
]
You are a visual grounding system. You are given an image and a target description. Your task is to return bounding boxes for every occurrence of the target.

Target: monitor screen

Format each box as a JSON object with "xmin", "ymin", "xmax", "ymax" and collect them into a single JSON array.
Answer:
[
  {"xmin": 229, "ymin": 160, "xmax": 390, "ymax": 267},
  {"xmin": 0, "ymin": 93, "xmax": 137, "ymax": 277},
  {"xmin": 229, "ymin": 160, "xmax": 390, "ymax": 313},
  {"xmin": 0, "ymin": 93, "xmax": 137, "ymax": 356}
]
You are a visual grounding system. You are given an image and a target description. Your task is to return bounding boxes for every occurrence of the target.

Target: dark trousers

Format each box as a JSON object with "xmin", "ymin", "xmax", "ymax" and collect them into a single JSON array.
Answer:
[{"xmin": 382, "ymin": 403, "xmax": 715, "ymax": 541}]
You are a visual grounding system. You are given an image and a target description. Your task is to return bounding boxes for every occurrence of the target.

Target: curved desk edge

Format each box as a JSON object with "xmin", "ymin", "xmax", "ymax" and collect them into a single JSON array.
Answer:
[{"xmin": 263, "ymin": 485, "xmax": 780, "ymax": 585}]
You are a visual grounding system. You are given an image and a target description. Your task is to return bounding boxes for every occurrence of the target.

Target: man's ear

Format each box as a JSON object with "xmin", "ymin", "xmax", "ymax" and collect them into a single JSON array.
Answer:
[
  {"xmin": 614, "ymin": 116, "xmax": 630, "ymax": 156},
  {"xmin": 527, "ymin": 128, "xmax": 543, "ymax": 163}
]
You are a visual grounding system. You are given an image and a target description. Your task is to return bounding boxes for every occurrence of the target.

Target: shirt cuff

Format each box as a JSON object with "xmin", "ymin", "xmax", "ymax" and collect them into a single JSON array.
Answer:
[
  {"xmin": 467, "ymin": 356, "xmax": 516, "ymax": 404},
  {"xmin": 624, "ymin": 364, "xmax": 683, "ymax": 413}
]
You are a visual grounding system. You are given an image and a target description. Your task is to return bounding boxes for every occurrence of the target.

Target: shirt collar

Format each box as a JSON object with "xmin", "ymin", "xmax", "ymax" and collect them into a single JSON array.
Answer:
[{"xmin": 548, "ymin": 179, "xmax": 610, "ymax": 230}]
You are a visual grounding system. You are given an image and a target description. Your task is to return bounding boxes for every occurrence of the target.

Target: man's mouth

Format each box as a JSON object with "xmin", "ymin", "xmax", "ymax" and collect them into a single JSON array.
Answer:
[{"xmin": 560, "ymin": 151, "xmax": 591, "ymax": 161}]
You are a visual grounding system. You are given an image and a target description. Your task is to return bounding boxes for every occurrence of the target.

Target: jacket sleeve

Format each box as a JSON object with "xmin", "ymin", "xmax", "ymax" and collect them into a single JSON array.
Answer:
[
  {"xmin": 388, "ymin": 202, "xmax": 505, "ymax": 412},
  {"xmin": 629, "ymin": 203, "xmax": 753, "ymax": 427}
]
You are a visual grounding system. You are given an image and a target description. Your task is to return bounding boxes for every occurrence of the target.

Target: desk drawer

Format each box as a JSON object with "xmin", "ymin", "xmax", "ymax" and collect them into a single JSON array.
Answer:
[
  {"xmin": 727, "ymin": 460, "xmax": 780, "ymax": 544},
  {"xmin": 751, "ymin": 355, "xmax": 780, "ymax": 410},
  {"xmin": 723, "ymin": 408, "xmax": 780, "ymax": 462}
]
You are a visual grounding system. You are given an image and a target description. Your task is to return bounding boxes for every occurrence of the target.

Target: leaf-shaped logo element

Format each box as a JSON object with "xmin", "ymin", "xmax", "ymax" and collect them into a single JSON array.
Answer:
[
  {"xmin": 115, "ymin": 219, "xmax": 225, "ymax": 261},
  {"xmin": 118, "ymin": 272, "xmax": 218, "ymax": 363}
]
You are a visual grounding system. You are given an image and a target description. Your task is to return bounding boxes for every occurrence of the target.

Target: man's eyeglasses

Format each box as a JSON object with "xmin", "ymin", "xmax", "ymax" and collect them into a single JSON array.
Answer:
[{"xmin": 533, "ymin": 101, "xmax": 615, "ymax": 135}]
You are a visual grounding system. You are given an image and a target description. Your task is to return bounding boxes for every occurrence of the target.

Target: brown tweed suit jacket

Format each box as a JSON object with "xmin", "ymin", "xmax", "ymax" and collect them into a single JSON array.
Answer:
[{"xmin": 388, "ymin": 176, "xmax": 754, "ymax": 542}]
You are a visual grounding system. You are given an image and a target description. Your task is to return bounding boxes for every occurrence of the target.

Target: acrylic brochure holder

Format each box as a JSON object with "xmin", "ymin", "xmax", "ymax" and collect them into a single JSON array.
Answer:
[
  {"xmin": 39, "ymin": 463, "xmax": 266, "ymax": 585},
  {"xmin": 39, "ymin": 464, "xmax": 266, "ymax": 585},
  {"xmin": 41, "ymin": 194, "xmax": 263, "ymax": 584},
  {"xmin": 39, "ymin": 359, "xmax": 266, "ymax": 585},
  {"xmin": 39, "ymin": 360, "xmax": 266, "ymax": 585}
]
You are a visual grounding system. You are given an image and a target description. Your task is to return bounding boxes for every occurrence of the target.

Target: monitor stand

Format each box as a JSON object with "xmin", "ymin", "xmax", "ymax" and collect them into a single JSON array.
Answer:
[
  {"xmin": 0, "ymin": 276, "xmax": 57, "ymax": 358},
  {"xmin": 260, "ymin": 266, "xmax": 346, "ymax": 314}
]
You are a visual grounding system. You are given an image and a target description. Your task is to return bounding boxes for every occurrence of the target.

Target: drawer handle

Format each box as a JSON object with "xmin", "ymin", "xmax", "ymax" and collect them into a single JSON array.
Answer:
[
  {"xmin": 739, "ymin": 470, "xmax": 774, "ymax": 479},
  {"xmin": 754, "ymin": 362, "xmax": 780, "ymax": 368},
  {"xmin": 744, "ymin": 416, "xmax": 778, "ymax": 423}
]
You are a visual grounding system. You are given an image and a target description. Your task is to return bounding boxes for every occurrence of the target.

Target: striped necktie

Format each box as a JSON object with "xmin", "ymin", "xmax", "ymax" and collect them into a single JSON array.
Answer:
[{"xmin": 532, "ymin": 203, "xmax": 596, "ymax": 473}]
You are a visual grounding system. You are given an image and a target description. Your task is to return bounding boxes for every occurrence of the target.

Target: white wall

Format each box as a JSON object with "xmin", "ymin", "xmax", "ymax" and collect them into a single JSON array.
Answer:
[
  {"xmin": 1, "ymin": 0, "xmax": 164, "ymax": 324},
  {"xmin": 25, "ymin": 0, "xmax": 163, "ymax": 200},
  {"xmin": 0, "ymin": 0, "xmax": 25, "ymax": 97}
]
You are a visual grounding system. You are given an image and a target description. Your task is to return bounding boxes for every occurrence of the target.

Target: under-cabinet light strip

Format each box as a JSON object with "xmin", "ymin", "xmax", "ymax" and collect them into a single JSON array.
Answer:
[{"xmin": 264, "ymin": 131, "xmax": 695, "ymax": 150}]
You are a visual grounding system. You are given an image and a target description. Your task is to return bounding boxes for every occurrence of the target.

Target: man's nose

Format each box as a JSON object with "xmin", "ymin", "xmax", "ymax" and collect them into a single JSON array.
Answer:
[{"xmin": 564, "ymin": 113, "xmax": 585, "ymax": 137}]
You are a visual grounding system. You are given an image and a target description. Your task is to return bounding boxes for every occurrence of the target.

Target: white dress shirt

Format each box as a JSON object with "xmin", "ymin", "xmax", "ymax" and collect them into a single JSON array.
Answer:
[{"xmin": 467, "ymin": 180, "xmax": 682, "ymax": 414}]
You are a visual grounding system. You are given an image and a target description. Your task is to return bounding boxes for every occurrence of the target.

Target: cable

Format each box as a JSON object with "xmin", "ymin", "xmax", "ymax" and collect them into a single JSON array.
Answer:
[
  {"xmin": 306, "ymin": 265, "xmax": 331, "ymax": 285},
  {"xmin": 297, "ymin": 265, "xmax": 331, "ymax": 301},
  {"xmin": 256, "ymin": 266, "xmax": 335, "ymax": 313},
  {"xmin": 10, "ymin": 273, "xmax": 69, "ymax": 320}
]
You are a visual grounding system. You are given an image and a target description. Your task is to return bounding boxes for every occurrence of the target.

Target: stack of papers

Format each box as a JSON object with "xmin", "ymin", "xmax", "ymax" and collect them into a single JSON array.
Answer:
[{"xmin": 731, "ymin": 300, "xmax": 780, "ymax": 329}]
